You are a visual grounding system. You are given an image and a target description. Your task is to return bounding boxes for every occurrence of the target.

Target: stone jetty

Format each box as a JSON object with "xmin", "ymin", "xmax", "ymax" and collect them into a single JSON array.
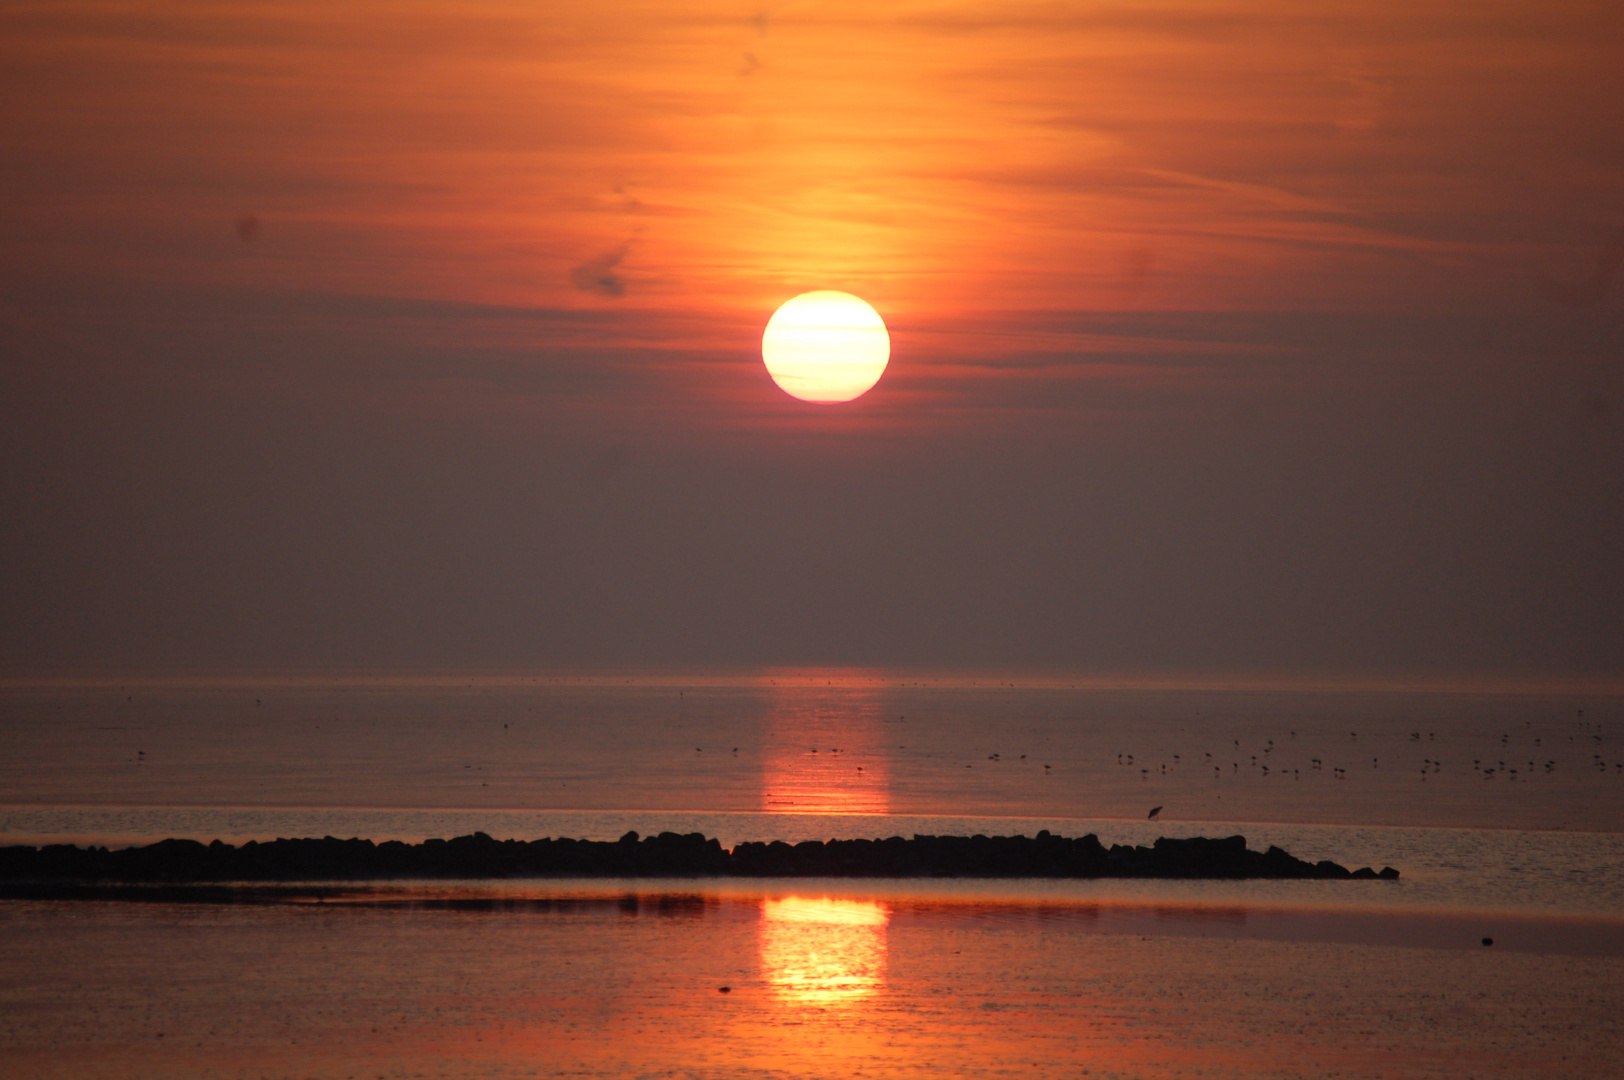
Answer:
[{"xmin": 0, "ymin": 831, "xmax": 1399, "ymax": 884}]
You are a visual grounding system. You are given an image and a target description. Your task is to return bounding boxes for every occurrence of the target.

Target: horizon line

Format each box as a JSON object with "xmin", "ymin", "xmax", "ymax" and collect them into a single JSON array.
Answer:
[{"xmin": 1, "ymin": 667, "xmax": 1618, "ymax": 696}]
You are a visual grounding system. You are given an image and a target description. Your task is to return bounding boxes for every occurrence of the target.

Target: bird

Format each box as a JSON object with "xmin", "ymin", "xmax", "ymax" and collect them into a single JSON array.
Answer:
[{"xmin": 1148, "ymin": 806, "xmax": 1162, "ymax": 820}]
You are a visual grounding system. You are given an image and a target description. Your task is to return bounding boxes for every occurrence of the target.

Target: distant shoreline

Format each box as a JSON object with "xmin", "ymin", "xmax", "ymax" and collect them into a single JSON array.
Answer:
[{"xmin": 2, "ymin": 671, "xmax": 1619, "ymax": 695}]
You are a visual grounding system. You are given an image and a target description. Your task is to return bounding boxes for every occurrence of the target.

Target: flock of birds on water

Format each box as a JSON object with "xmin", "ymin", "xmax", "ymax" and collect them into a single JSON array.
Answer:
[
  {"xmin": 1091, "ymin": 717, "xmax": 1617, "ymax": 785},
  {"xmin": 693, "ymin": 714, "xmax": 1618, "ymax": 807},
  {"xmin": 696, "ymin": 714, "xmax": 1620, "ymax": 814},
  {"xmin": 104, "ymin": 694, "xmax": 1618, "ymax": 809}
]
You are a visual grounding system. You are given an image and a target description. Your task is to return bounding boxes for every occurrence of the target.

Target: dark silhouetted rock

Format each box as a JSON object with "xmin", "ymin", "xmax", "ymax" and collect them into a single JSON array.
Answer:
[{"xmin": 0, "ymin": 832, "xmax": 1396, "ymax": 886}]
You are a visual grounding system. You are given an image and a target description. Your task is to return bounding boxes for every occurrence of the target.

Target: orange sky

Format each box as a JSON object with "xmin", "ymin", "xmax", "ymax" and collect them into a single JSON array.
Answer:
[
  {"xmin": 7, "ymin": 1, "xmax": 1620, "ymax": 409},
  {"xmin": 1, "ymin": 1, "xmax": 1619, "ymax": 673}
]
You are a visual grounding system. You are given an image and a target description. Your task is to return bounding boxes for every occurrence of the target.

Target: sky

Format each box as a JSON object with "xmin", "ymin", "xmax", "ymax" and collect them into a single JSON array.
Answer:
[{"xmin": 1, "ymin": 0, "xmax": 1620, "ymax": 678}]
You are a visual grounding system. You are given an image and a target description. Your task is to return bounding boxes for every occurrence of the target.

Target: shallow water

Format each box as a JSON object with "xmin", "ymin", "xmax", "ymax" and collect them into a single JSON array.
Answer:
[
  {"xmin": 2, "ymin": 890, "xmax": 1620, "ymax": 1080},
  {"xmin": 3, "ymin": 678, "xmax": 1620, "ymax": 829},
  {"xmin": 4, "ymin": 678, "xmax": 1621, "ymax": 915},
  {"xmin": 4, "ymin": 678, "xmax": 1622, "ymax": 1078}
]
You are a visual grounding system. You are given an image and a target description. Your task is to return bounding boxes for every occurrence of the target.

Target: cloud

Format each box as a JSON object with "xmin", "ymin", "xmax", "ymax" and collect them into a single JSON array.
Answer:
[{"xmin": 569, "ymin": 242, "xmax": 631, "ymax": 298}]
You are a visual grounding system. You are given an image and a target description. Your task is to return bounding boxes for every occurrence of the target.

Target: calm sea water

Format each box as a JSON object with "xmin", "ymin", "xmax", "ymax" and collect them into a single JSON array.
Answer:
[
  {"xmin": 3, "ymin": 889, "xmax": 1621, "ymax": 1079},
  {"xmin": 4, "ymin": 676, "xmax": 1620, "ymax": 820},
  {"xmin": 3, "ymin": 676, "xmax": 1622, "ymax": 1078},
  {"xmin": 4, "ymin": 676, "xmax": 1621, "ymax": 910}
]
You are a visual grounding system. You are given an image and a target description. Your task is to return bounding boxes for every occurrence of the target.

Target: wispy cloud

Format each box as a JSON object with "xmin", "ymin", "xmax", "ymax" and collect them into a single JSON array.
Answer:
[{"xmin": 569, "ymin": 242, "xmax": 631, "ymax": 298}]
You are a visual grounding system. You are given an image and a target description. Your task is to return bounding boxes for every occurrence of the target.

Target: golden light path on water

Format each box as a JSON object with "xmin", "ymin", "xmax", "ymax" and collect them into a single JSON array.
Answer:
[
  {"xmin": 760, "ymin": 682, "xmax": 891, "ymax": 815},
  {"xmin": 756, "ymin": 684, "xmax": 893, "ymax": 1004},
  {"xmin": 760, "ymin": 897, "xmax": 890, "ymax": 1005}
]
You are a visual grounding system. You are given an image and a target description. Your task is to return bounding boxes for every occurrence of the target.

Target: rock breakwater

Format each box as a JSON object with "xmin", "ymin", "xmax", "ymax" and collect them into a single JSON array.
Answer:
[{"xmin": 0, "ymin": 831, "xmax": 1399, "ymax": 883}]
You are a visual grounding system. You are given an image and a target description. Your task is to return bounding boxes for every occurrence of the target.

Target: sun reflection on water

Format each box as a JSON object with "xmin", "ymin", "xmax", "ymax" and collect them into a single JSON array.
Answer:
[
  {"xmin": 760, "ymin": 897, "xmax": 889, "ymax": 1006},
  {"xmin": 760, "ymin": 679, "xmax": 891, "ymax": 815}
]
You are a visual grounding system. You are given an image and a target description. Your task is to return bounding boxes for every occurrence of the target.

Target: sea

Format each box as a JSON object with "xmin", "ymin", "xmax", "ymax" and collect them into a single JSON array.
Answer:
[{"xmin": 2, "ymin": 674, "xmax": 1621, "ymax": 1078}]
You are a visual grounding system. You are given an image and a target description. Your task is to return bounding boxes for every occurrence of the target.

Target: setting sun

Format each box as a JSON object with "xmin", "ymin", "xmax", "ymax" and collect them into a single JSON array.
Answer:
[{"xmin": 761, "ymin": 291, "xmax": 890, "ymax": 403}]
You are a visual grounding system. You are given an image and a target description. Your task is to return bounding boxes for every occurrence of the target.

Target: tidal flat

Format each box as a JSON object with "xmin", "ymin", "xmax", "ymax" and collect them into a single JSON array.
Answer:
[
  {"xmin": 2, "ymin": 890, "xmax": 1621, "ymax": 1080},
  {"xmin": 2, "ymin": 678, "xmax": 1620, "ymax": 1078}
]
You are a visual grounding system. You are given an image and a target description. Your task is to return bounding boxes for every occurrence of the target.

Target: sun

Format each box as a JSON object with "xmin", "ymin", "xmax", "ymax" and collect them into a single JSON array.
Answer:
[{"xmin": 761, "ymin": 291, "xmax": 890, "ymax": 403}]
